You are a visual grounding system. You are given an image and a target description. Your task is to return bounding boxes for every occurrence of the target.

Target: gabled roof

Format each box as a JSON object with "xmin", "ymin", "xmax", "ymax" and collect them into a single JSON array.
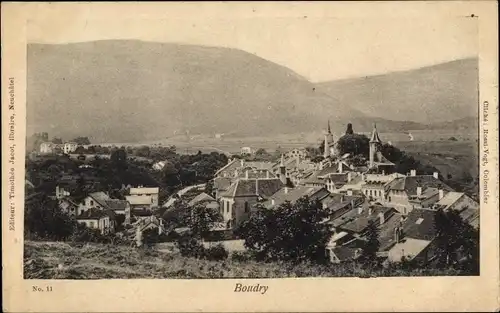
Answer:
[
  {"xmin": 188, "ymin": 192, "xmax": 216, "ymax": 207},
  {"xmin": 125, "ymin": 195, "xmax": 152, "ymax": 205},
  {"xmin": 214, "ymin": 159, "xmax": 239, "ymax": 176},
  {"xmin": 213, "ymin": 177, "xmax": 232, "ymax": 191},
  {"xmin": 331, "ymin": 204, "xmax": 397, "ymax": 234},
  {"xmin": 103, "ymin": 199, "xmax": 130, "ymax": 210},
  {"xmin": 130, "ymin": 187, "xmax": 159, "ymax": 195},
  {"xmin": 387, "ymin": 175, "xmax": 452, "ymax": 196},
  {"xmin": 401, "ymin": 208, "xmax": 438, "ymax": 241},
  {"xmin": 434, "ymin": 191, "xmax": 464, "ymax": 210},
  {"xmin": 387, "ymin": 238, "xmax": 432, "ymax": 263},
  {"xmin": 264, "ymin": 186, "xmax": 328, "ymax": 208}
]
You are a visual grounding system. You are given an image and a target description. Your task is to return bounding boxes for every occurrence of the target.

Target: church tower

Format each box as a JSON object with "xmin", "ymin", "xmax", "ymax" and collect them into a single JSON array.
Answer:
[
  {"xmin": 279, "ymin": 154, "xmax": 287, "ymax": 185},
  {"xmin": 324, "ymin": 120, "xmax": 333, "ymax": 159},
  {"xmin": 369, "ymin": 123, "xmax": 382, "ymax": 168}
]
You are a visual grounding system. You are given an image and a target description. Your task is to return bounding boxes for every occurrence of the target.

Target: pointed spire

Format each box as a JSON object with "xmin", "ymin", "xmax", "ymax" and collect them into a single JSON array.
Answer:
[
  {"xmin": 327, "ymin": 120, "xmax": 331, "ymax": 134},
  {"xmin": 280, "ymin": 154, "xmax": 285, "ymax": 167},
  {"xmin": 370, "ymin": 122, "xmax": 382, "ymax": 143}
]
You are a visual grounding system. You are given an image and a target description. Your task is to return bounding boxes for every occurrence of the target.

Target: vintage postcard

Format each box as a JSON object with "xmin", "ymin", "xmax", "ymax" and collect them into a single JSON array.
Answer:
[{"xmin": 2, "ymin": 1, "xmax": 499, "ymax": 312}]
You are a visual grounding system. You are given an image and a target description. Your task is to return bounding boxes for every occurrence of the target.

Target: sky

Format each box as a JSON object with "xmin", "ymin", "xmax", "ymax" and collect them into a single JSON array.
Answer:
[{"xmin": 28, "ymin": 9, "xmax": 478, "ymax": 82}]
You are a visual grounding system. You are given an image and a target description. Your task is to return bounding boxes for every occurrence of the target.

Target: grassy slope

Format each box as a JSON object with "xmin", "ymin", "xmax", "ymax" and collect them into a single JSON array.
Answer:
[{"xmin": 24, "ymin": 241, "xmax": 462, "ymax": 279}]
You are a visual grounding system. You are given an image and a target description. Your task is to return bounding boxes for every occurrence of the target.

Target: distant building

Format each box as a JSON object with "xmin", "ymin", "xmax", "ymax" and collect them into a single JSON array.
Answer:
[
  {"xmin": 240, "ymin": 147, "xmax": 253, "ymax": 155},
  {"xmin": 39, "ymin": 142, "xmax": 55, "ymax": 154},
  {"xmin": 63, "ymin": 142, "xmax": 78, "ymax": 154},
  {"xmin": 368, "ymin": 124, "xmax": 395, "ymax": 173},
  {"xmin": 285, "ymin": 148, "xmax": 309, "ymax": 160}
]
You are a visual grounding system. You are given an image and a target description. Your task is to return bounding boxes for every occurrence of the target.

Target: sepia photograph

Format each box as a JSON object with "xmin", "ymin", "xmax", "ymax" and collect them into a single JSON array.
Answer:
[
  {"xmin": 2, "ymin": 2, "xmax": 499, "ymax": 312},
  {"xmin": 23, "ymin": 13, "xmax": 482, "ymax": 280}
]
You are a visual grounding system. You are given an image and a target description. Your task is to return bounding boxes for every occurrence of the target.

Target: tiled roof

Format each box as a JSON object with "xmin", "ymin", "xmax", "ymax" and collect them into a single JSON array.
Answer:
[
  {"xmin": 264, "ymin": 186, "xmax": 329, "ymax": 208},
  {"xmin": 213, "ymin": 177, "xmax": 232, "ymax": 191},
  {"xmin": 220, "ymin": 178, "xmax": 284, "ymax": 198},
  {"xmin": 434, "ymin": 191, "xmax": 464, "ymax": 209},
  {"xmin": 188, "ymin": 192, "xmax": 216, "ymax": 207},
  {"xmin": 103, "ymin": 199, "xmax": 130, "ymax": 210},
  {"xmin": 401, "ymin": 208, "xmax": 438, "ymax": 241},
  {"xmin": 387, "ymin": 238, "xmax": 432, "ymax": 262},
  {"xmin": 387, "ymin": 175, "xmax": 452, "ymax": 196},
  {"xmin": 332, "ymin": 203, "xmax": 397, "ymax": 234},
  {"xmin": 317, "ymin": 166, "xmax": 338, "ymax": 177}
]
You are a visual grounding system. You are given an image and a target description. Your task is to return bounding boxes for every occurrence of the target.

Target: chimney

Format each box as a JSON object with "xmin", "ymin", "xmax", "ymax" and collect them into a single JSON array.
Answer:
[
  {"xmin": 266, "ymin": 171, "xmax": 270, "ymax": 179},
  {"xmin": 394, "ymin": 227, "xmax": 400, "ymax": 243},
  {"xmin": 245, "ymin": 170, "xmax": 249, "ymax": 179},
  {"xmin": 350, "ymin": 199, "xmax": 355, "ymax": 209},
  {"xmin": 322, "ymin": 202, "xmax": 328, "ymax": 209},
  {"xmin": 284, "ymin": 187, "xmax": 289, "ymax": 194},
  {"xmin": 416, "ymin": 186, "xmax": 422, "ymax": 196},
  {"xmin": 340, "ymin": 195, "xmax": 345, "ymax": 202},
  {"xmin": 56, "ymin": 185, "xmax": 60, "ymax": 198},
  {"xmin": 368, "ymin": 207, "xmax": 373, "ymax": 215},
  {"xmin": 433, "ymin": 172, "xmax": 439, "ymax": 179},
  {"xmin": 410, "ymin": 170, "xmax": 416, "ymax": 177},
  {"xmin": 271, "ymin": 199, "xmax": 275, "ymax": 205},
  {"xmin": 338, "ymin": 162, "xmax": 343, "ymax": 173},
  {"xmin": 347, "ymin": 189, "xmax": 353, "ymax": 196},
  {"xmin": 361, "ymin": 173, "xmax": 365, "ymax": 181},
  {"xmin": 439, "ymin": 189, "xmax": 444, "ymax": 200},
  {"xmin": 378, "ymin": 212, "xmax": 385, "ymax": 224},
  {"xmin": 358, "ymin": 206, "xmax": 363, "ymax": 215},
  {"xmin": 347, "ymin": 172, "xmax": 352, "ymax": 182},
  {"xmin": 240, "ymin": 159, "xmax": 244, "ymax": 167},
  {"xmin": 319, "ymin": 162, "xmax": 324, "ymax": 170}
]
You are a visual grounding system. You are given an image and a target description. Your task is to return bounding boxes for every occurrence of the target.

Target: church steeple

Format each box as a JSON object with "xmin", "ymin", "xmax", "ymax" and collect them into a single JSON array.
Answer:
[
  {"xmin": 370, "ymin": 123, "xmax": 382, "ymax": 143},
  {"xmin": 327, "ymin": 120, "xmax": 331, "ymax": 134},
  {"xmin": 369, "ymin": 123, "xmax": 382, "ymax": 168}
]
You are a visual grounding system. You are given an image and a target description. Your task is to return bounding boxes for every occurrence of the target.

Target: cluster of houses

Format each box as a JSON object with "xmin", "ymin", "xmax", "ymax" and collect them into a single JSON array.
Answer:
[
  {"xmin": 34, "ymin": 122, "xmax": 478, "ymax": 265},
  {"xmin": 205, "ymin": 123, "xmax": 479, "ymax": 264}
]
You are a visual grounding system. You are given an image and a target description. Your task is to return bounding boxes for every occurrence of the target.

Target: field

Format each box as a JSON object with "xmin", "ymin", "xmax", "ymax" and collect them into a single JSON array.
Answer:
[{"xmin": 24, "ymin": 241, "xmax": 463, "ymax": 279}]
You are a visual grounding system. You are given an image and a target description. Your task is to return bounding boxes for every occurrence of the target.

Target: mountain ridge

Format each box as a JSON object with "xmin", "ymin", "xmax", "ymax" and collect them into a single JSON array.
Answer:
[{"xmin": 27, "ymin": 40, "xmax": 478, "ymax": 143}]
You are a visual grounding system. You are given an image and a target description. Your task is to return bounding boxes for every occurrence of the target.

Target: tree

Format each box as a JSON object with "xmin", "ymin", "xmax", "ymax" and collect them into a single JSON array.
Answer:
[
  {"xmin": 239, "ymin": 197, "xmax": 332, "ymax": 263},
  {"xmin": 360, "ymin": 220, "xmax": 380, "ymax": 264},
  {"xmin": 71, "ymin": 136, "xmax": 91, "ymax": 145},
  {"xmin": 185, "ymin": 203, "xmax": 222, "ymax": 240},
  {"xmin": 336, "ymin": 134, "xmax": 370, "ymax": 157},
  {"xmin": 434, "ymin": 208, "xmax": 479, "ymax": 273},
  {"xmin": 110, "ymin": 148, "xmax": 128, "ymax": 169},
  {"xmin": 51, "ymin": 137, "xmax": 63, "ymax": 144}
]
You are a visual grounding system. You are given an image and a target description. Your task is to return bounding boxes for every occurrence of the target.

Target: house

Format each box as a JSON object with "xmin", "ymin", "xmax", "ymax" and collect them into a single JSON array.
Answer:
[
  {"xmin": 360, "ymin": 173, "xmax": 404, "ymax": 202},
  {"xmin": 77, "ymin": 191, "xmax": 130, "ymax": 225},
  {"xmin": 63, "ymin": 142, "xmax": 78, "ymax": 154},
  {"xmin": 385, "ymin": 170, "xmax": 453, "ymax": 214},
  {"xmin": 215, "ymin": 158, "xmax": 274, "ymax": 179},
  {"xmin": 76, "ymin": 208, "xmax": 114, "ymax": 234},
  {"xmin": 285, "ymin": 148, "xmax": 309, "ymax": 160},
  {"xmin": 263, "ymin": 186, "xmax": 330, "ymax": 209},
  {"xmin": 39, "ymin": 142, "xmax": 55, "ymax": 154},
  {"xmin": 134, "ymin": 215, "xmax": 166, "ymax": 247},
  {"xmin": 219, "ymin": 177, "xmax": 284, "ymax": 229},
  {"xmin": 152, "ymin": 161, "xmax": 167, "ymax": 171},
  {"xmin": 59, "ymin": 197, "xmax": 79, "ymax": 216},
  {"xmin": 386, "ymin": 208, "xmax": 439, "ymax": 264},
  {"xmin": 321, "ymin": 192, "xmax": 365, "ymax": 221},
  {"xmin": 240, "ymin": 147, "xmax": 253, "ymax": 155},
  {"xmin": 55, "ymin": 185, "xmax": 71, "ymax": 200}
]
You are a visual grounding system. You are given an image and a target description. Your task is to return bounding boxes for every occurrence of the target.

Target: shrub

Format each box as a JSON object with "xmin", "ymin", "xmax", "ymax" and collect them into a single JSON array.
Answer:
[
  {"xmin": 176, "ymin": 235, "xmax": 205, "ymax": 259},
  {"xmin": 231, "ymin": 251, "xmax": 254, "ymax": 262},
  {"xmin": 205, "ymin": 244, "xmax": 228, "ymax": 261}
]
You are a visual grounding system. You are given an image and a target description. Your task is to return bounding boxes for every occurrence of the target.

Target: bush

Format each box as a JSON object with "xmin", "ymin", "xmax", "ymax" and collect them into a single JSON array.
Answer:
[
  {"xmin": 205, "ymin": 244, "xmax": 228, "ymax": 261},
  {"xmin": 231, "ymin": 251, "xmax": 254, "ymax": 262},
  {"xmin": 176, "ymin": 235, "xmax": 205, "ymax": 259}
]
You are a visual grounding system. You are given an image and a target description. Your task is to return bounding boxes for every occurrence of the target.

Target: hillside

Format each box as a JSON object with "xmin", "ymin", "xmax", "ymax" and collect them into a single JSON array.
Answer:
[
  {"xmin": 24, "ymin": 241, "xmax": 462, "ymax": 279},
  {"xmin": 28, "ymin": 40, "xmax": 365, "ymax": 143},
  {"xmin": 315, "ymin": 58, "xmax": 479, "ymax": 124},
  {"xmin": 27, "ymin": 41, "xmax": 477, "ymax": 143}
]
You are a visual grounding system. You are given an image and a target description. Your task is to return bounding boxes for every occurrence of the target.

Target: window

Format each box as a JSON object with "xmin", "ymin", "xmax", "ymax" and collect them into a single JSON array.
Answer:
[
  {"xmin": 89, "ymin": 221, "xmax": 95, "ymax": 228},
  {"xmin": 244, "ymin": 202, "xmax": 249, "ymax": 213},
  {"xmin": 90, "ymin": 200, "xmax": 94, "ymax": 206}
]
